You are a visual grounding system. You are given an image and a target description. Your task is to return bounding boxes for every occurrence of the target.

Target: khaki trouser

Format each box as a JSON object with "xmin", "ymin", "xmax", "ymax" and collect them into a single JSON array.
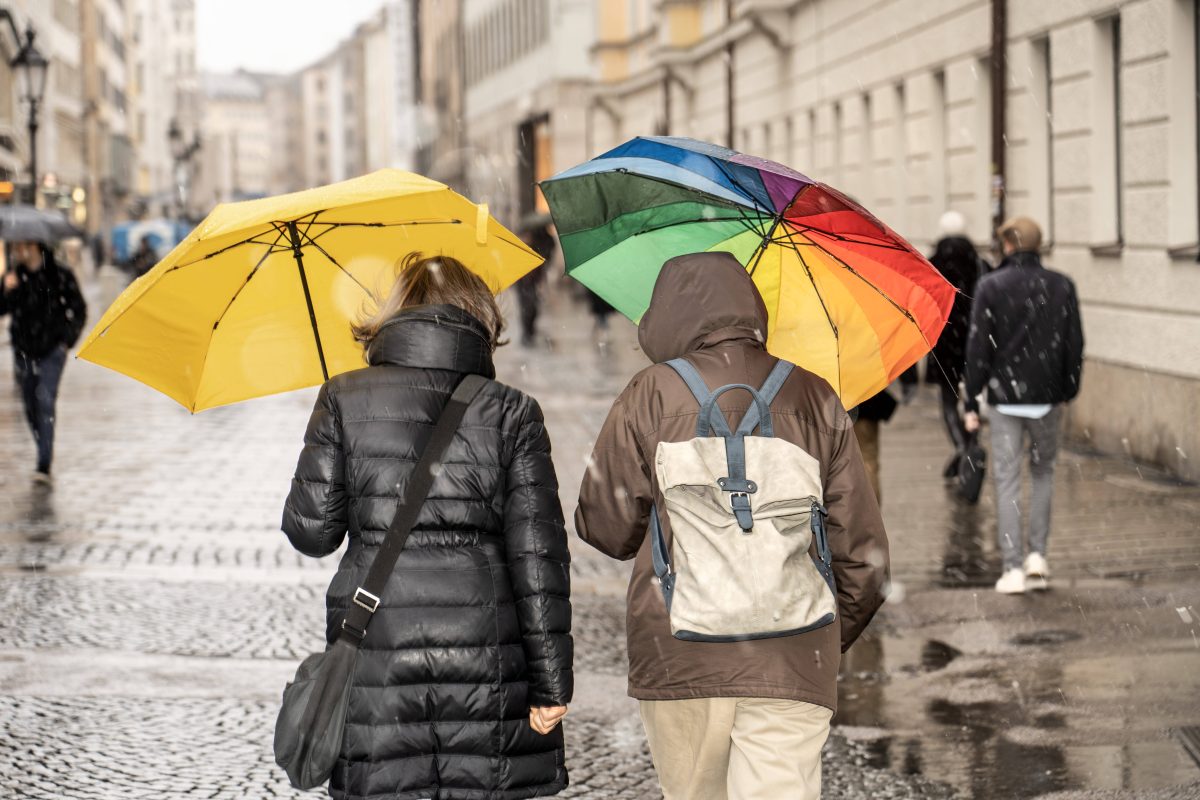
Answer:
[
  {"xmin": 639, "ymin": 697, "xmax": 833, "ymax": 800},
  {"xmin": 853, "ymin": 417, "xmax": 882, "ymax": 504}
]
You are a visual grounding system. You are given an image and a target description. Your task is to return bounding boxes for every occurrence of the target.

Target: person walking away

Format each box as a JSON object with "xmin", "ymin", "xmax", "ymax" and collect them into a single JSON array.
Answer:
[
  {"xmin": 851, "ymin": 366, "xmax": 917, "ymax": 505},
  {"xmin": 0, "ymin": 241, "xmax": 87, "ymax": 483},
  {"xmin": 576, "ymin": 252, "xmax": 890, "ymax": 800},
  {"xmin": 282, "ymin": 253, "xmax": 573, "ymax": 799},
  {"xmin": 515, "ymin": 223, "xmax": 555, "ymax": 346},
  {"xmin": 90, "ymin": 231, "xmax": 106, "ymax": 275},
  {"xmin": 130, "ymin": 235, "xmax": 157, "ymax": 277},
  {"xmin": 963, "ymin": 217, "xmax": 1084, "ymax": 595},
  {"xmin": 927, "ymin": 211, "xmax": 983, "ymax": 477}
]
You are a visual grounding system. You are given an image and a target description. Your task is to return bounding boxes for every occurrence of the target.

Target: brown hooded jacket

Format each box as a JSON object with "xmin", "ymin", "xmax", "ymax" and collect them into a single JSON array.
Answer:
[{"xmin": 575, "ymin": 252, "xmax": 890, "ymax": 711}]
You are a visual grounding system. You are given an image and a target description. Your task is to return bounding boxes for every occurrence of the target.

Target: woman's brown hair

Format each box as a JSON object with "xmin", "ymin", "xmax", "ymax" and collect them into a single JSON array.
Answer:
[{"xmin": 352, "ymin": 252, "xmax": 506, "ymax": 351}]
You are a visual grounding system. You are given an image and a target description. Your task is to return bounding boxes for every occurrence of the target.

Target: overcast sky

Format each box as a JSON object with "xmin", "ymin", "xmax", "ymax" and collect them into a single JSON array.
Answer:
[{"xmin": 196, "ymin": 0, "xmax": 387, "ymax": 74}]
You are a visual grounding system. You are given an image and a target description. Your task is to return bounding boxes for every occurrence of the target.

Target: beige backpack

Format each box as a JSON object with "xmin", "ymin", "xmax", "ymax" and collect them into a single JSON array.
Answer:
[{"xmin": 650, "ymin": 358, "xmax": 837, "ymax": 642}]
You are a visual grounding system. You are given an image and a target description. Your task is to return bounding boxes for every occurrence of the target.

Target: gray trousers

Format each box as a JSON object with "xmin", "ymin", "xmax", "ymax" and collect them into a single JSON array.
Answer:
[{"xmin": 989, "ymin": 406, "xmax": 1063, "ymax": 570}]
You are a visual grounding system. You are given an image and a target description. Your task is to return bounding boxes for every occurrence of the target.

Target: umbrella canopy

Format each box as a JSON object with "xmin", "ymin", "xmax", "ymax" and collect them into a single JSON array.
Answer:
[
  {"xmin": 540, "ymin": 136, "xmax": 957, "ymax": 409},
  {"xmin": 78, "ymin": 169, "xmax": 540, "ymax": 411},
  {"xmin": 0, "ymin": 204, "xmax": 83, "ymax": 243}
]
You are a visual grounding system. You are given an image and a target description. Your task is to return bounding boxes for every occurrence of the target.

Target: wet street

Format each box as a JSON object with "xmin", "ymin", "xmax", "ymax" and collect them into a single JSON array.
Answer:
[{"xmin": 1, "ymin": 269, "xmax": 1198, "ymax": 799}]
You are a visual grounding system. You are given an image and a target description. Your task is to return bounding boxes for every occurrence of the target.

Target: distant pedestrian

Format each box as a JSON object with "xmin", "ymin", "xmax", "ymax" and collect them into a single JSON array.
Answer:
[
  {"xmin": 851, "ymin": 367, "xmax": 917, "ymax": 506},
  {"xmin": 587, "ymin": 288, "xmax": 615, "ymax": 340},
  {"xmin": 963, "ymin": 217, "xmax": 1084, "ymax": 594},
  {"xmin": 576, "ymin": 252, "xmax": 889, "ymax": 800},
  {"xmin": 90, "ymin": 232, "xmax": 106, "ymax": 274},
  {"xmin": 516, "ymin": 223, "xmax": 555, "ymax": 346},
  {"xmin": 0, "ymin": 241, "xmax": 88, "ymax": 483},
  {"xmin": 281, "ymin": 252, "xmax": 572, "ymax": 798},
  {"xmin": 927, "ymin": 211, "xmax": 984, "ymax": 477},
  {"xmin": 130, "ymin": 235, "xmax": 157, "ymax": 277}
]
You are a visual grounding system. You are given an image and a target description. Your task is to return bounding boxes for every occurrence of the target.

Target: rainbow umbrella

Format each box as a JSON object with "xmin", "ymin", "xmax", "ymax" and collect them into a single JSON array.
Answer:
[{"xmin": 540, "ymin": 136, "xmax": 956, "ymax": 409}]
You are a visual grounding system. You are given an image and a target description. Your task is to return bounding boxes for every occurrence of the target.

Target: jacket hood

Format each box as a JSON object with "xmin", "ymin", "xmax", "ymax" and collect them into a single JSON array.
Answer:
[
  {"xmin": 637, "ymin": 251, "xmax": 769, "ymax": 363},
  {"xmin": 366, "ymin": 303, "xmax": 496, "ymax": 378}
]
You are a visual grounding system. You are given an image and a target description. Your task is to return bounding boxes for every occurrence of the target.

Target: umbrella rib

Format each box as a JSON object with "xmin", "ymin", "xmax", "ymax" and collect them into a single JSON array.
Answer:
[
  {"xmin": 190, "ymin": 227, "xmax": 290, "ymax": 412},
  {"xmin": 589, "ymin": 169, "xmax": 758, "ymax": 216},
  {"xmin": 747, "ymin": 187, "xmax": 802, "ymax": 277},
  {"xmin": 294, "ymin": 226, "xmax": 372, "ymax": 295},
  {"xmin": 209, "ymin": 227, "xmax": 289, "ymax": 333},
  {"xmin": 789, "ymin": 224, "xmax": 911, "ymax": 253},
  {"xmin": 801, "ymin": 229, "xmax": 943, "ymax": 382},
  {"xmin": 170, "ymin": 232, "xmax": 289, "ymax": 270},
  {"xmin": 805, "ymin": 236, "xmax": 921, "ymax": 326},
  {"xmin": 630, "ymin": 214, "xmax": 769, "ymax": 239},
  {"xmin": 783, "ymin": 237, "xmax": 843, "ymax": 399},
  {"xmin": 305, "ymin": 219, "xmax": 464, "ymax": 245},
  {"xmin": 706, "ymin": 156, "xmax": 772, "ymax": 216}
]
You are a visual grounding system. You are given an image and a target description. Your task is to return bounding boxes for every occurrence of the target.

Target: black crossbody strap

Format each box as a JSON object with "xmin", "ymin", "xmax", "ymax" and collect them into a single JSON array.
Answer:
[{"xmin": 338, "ymin": 373, "xmax": 488, "ymax": 645}]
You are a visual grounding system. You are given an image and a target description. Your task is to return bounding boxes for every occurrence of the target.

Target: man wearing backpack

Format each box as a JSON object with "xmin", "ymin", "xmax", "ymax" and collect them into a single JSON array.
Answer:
[
  {"xmin": 576, "ymin": 252, "xmax": 890, "ymax": 800},
  {"xmin": 963, "ymin": 216, "xmax": 1084, "ymax": 594}
]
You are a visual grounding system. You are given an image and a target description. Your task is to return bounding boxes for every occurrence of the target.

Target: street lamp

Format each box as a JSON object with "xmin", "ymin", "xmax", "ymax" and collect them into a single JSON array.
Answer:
[{"xmin": 0, "ymin": 11, "xmax": 48, "ymax": 204}]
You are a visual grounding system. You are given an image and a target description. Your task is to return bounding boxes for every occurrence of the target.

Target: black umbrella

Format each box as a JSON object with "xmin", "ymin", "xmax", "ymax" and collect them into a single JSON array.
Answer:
[{"xmin": 0, "ymin": 204, "xmax": 82, "ymax": 243}]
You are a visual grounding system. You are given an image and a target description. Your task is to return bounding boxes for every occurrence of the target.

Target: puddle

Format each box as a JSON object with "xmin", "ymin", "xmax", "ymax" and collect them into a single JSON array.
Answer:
[
  {"xmin": 1012, "ymin": 629, "xmax": 1084, "ymax": 647},
  {"xmin": 836, "ymin": 635, "xmax": 1200, "ymax": 798},
  {"xmin": 921, "ymin": 639, "xmax": 963, "ymax": 671}
]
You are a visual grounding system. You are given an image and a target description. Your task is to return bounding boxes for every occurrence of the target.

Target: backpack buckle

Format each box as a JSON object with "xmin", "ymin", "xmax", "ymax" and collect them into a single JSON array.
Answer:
[{"xmin": 729, "ymin": 491, "xmax": 754, "ymax": 532}]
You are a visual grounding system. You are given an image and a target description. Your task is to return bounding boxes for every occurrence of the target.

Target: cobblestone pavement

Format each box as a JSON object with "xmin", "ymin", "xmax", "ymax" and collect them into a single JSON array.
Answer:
[{"xmin": 1, "ymin": 272, "xmax": 1196, "ymax": 798}]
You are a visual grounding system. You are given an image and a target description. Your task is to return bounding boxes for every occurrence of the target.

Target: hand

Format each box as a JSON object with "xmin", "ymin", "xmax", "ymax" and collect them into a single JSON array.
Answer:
[
  {"xmin": 964, "ymin": 412, "xmax": 980, "ymax": 433},
  {"xmin": 529, "ymin": 705, "xmax": 568, "ymax": 735},
  {"xmin": 2, "ymin": 270, "xmax": 17, "ymax": 292}
]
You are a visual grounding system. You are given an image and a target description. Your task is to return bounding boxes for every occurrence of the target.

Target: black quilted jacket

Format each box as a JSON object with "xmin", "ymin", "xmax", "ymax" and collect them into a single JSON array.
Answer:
[{"xmin": 282, "ymin": 304, "xmax": 573, "ymax": 800}]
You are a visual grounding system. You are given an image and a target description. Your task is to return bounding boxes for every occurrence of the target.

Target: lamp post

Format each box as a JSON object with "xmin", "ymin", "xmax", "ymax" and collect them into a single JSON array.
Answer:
[
  {"xmin": 0, "ymin": 11, "xmax": 48, "ymax": 204},
  {"xmin": 167, "ymin": 117, "xmax": 201, "ymax": 219}
]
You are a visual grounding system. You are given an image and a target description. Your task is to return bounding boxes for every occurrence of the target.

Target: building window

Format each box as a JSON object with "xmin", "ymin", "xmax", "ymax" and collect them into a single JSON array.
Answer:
[
  {"xmin": 1167, "ymin": 0, "xmax": 1198, "ymax": 255},
  {"xmin": 862, "ymin": 92, "xmax": 874, "ymax": 207},
  {"xmin": 784, "ymin": 116, "xmax": 794, "ymax": 167},
  {"xmin": 1030, "ymin": 37, "xmax": 1054, "ymax": 246},
  {"xmin": 1093, "ymin": 15, "xmax": 1123, "ymax": 250},
  {"xmin": 930, "ymin": 70, "xmax": 948, "ymax": 235},
  {"xmin": 831, "ymin": 101, "xmax": 843, "ymax": 186},
  {"xmin": 972, "ymin": 57, "xmax": 993, "ymax": 244},
  {"xmin": 805, "ymin": 108, "xmax": 816, "ymax": 173},
  {"xmin": 893, "ymin": 83, "xmax": 907, "ymax": 234}
]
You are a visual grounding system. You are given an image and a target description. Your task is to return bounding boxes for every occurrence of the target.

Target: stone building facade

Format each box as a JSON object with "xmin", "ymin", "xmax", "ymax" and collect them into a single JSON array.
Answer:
[
  {"xmin": 131, "ymin": 0, "xmax": 200, "ymax": 218},
  {"xmin": 590, "ymin": 0, "xmax": 1200, "ymax": 480},
  {"xmin": 0, "ymin": 1, "xmax": 88, "ymax": 220},
  {"xmin": 466, "ymin": 0, "xmax": 594, "ymax": 227}
]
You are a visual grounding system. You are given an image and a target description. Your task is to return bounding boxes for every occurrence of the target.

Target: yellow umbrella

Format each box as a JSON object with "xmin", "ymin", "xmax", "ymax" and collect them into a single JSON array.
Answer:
[{"xmin": 79, "ymin": 169, "xmax": 540, "ymax": 411}]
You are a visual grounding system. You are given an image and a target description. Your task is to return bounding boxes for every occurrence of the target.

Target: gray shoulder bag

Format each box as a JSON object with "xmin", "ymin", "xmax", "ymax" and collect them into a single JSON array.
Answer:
[{"xmin": 273, "ymin": 374, "xmax": 487, "ymax": 789}]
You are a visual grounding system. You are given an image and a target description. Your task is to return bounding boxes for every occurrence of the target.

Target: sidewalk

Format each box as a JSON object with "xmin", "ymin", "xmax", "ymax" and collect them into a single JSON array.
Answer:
[{"xmin": 0, "ymin": 271, "xmax": 1196, "ymax": 798}]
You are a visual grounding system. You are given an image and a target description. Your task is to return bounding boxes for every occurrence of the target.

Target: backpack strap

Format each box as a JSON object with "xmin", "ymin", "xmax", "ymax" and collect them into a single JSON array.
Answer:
[
  {"xmin": 735, "ymin": 360, "xmax": 794, "ymax": 436},
  {"xmin": 665, "ymin": 358, "xmax": 732, "ymax": 437}
]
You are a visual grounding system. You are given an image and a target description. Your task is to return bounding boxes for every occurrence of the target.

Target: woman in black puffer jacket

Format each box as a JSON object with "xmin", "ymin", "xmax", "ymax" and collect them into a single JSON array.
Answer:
[{"xmin": 282, "ymin": 253, "xmax": 572, "ymax": 800}]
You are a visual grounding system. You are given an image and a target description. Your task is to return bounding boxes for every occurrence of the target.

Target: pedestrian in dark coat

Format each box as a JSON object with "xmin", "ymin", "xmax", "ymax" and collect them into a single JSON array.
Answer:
[
  {"xmin": 0, "ymin": 241, "xmax": 87, "ymax": 481},
  {"xmin": 515, "ymin": 224, "xmax": 555, "ymax": 347},
  {"xmin": 282, "ymin": 253, "xmax": 573, "ymax": 800},
  {"xmin": 927, "ymin": 211, "xmax": 984, "ymax": 476},
  {"xmin": 576, "ymin": 252, "xmax": 889, "ymax": 800},
  {"xmin": 963, "ymin": 217, "xmax": 1084, "ymax": 595}
]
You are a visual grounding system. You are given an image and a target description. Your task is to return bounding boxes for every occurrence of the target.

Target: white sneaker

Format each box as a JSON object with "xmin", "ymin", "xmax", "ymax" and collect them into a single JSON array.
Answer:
[
  {"xmin": 1024, "ymin": 553, "xmax": 1050, "ymax": 591},
  {"xmin": 995, "ymin": 568, "xmax": 1026, "ymax": 594}
]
